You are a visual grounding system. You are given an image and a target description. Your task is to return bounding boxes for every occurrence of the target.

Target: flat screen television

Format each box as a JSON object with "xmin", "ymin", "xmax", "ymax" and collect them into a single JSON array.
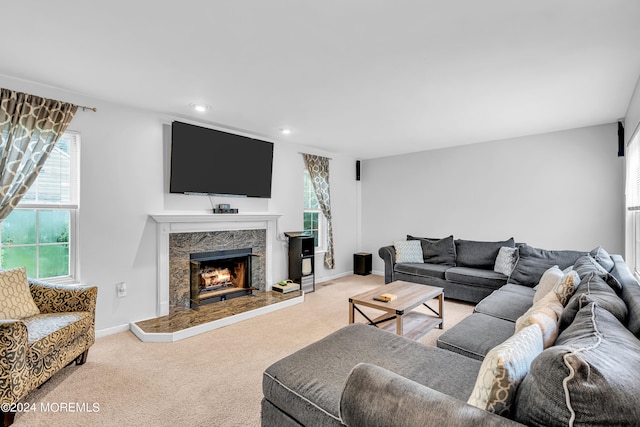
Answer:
[{"xmin": 170, "ymin": 121, "xmax": 274, "ymax": 198}]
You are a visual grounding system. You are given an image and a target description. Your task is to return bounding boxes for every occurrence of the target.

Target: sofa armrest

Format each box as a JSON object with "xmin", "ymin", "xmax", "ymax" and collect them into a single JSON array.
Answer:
[
  {"xmin": 340, "ymin": 363, "xmax": 523, "ymax": 427},
  {"xmin": 28, "ymin": 279, "xmax": 98, "ymax": 315},
  {"xmin": 378, "ymin": 246, "xmax": 396, "ymax": 284},
  {"xmin": 0, "ymin": 320, "xmax": 31, "ymax": 405}
]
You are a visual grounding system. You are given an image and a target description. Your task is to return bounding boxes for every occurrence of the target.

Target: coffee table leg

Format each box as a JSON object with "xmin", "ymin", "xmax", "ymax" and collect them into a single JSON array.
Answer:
[
  {"xmin": 349, "ymin": 300, "xmax": 354, "ymax": 324},
  {"xmin": 396, "ymin": 314, "xmax": 403, "ymax": 335},
  {"xmin": 438, "ymin": 293, "xmax": 444, "ymax": 329}
]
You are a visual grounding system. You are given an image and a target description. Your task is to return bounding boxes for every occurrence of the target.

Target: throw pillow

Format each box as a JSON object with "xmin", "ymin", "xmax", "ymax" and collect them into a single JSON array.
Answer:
[
  {"xmin": 514, "ymin": 303, "xmax": 640, "ymax": 426},
  {"xmin": 507, "ymin": 245, "xmax": 585, "ymax": 288},
  {"xmin": 0, "ymin": 267, "xmax": 40, "ymax": 320},
  {"xmin": 393, "ymin": 240, "xmax": 423, "ymax": 263},
  {"xmin": 532, "ymin": 266, "xmax": 563, "ymax": 304},
  {"xmin": 572, "ymin": 255, "xmax": 623, "ymax": 293},
  {"xmin": 559, "ymin": 272, "xmax": 628, "ymax": 330},
  {"xmin": 493, "ymin": 246, "xmax": 518, "ymax": 276},
  {"xmin": 456, "ymin": 238, "xmax": 515, "ymax": 269},
  {"xmin": 419, "ymin": 235, "xmax": 456, "ymax": 266},
  {"xmin": 467, "ymin": 324, "xmax": 543, "ymax": 416},
  {"xmin": 590, "ymin": 245, "xmax": 615, "ymax": 272},
  {"xmin": 552, "ymin": 270, "xmax": 579, "ymax": 306},
  {"xmin": 515, "ymin": 291, "xmax": 563, "ymax": 348}
]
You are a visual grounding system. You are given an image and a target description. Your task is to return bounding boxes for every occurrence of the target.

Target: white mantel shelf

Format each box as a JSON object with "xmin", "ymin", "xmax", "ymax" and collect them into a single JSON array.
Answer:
[{"xmin": 149, "ymin": 212, "xmax": 283, "ymax": 318}]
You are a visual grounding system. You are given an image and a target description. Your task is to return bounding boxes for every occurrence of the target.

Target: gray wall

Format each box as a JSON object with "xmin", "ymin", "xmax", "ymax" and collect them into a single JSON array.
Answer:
[{"xmin": 361, "ymin": 123, "xmax": 625, "ymax": 274}]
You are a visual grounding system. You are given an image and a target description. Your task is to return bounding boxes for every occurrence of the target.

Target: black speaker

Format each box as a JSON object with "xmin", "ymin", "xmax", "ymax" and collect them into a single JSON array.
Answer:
[
  {"xmin": 618, "ymin": 121, "xmax": 625, "ymax": 157},
  {"xmin": 356, "ymin": 160, "xmax": 361, "ymax": 181}
]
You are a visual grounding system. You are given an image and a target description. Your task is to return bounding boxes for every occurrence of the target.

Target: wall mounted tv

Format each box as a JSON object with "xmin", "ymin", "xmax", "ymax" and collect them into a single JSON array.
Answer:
[{"xmin": 170, "ymin": 121, "xmax": 274, "ymax": 198}]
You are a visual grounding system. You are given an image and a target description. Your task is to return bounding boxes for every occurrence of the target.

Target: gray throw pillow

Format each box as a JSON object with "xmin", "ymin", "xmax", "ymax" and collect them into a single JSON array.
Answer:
[
  {"xmin": 508, "ymin": 245, "xmax": 585, "ymax": 288},
  {"xmin": 418, "ymin": 235, "xmax": 456, "ymax": 266},
  {"xmin": 559, "ymin": 272, "xmax": 628, "ymax": 330},
  {"xmin": 455, "ymin": 238, "xmax": 515, "ymax": 269},
  {"xmin": 590, "ymin": 246, "xmax": 615, "ymax": 272},
  {"xmin": 514, "ymin": 303, "xmax": 640, "ymax": 427},
  {"xmin": 573, "ymin": 255, "xmax": 622, "ymax": 293}
]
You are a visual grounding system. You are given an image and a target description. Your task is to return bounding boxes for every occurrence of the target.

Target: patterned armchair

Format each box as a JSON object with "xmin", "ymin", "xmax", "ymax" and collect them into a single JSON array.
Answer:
[{"xmin": 0, "ymin": 277, "xmax": 97, "ymax": 427}]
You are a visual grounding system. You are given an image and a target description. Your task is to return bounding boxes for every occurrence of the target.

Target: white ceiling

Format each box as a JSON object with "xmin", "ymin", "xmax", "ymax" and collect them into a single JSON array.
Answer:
[{"xmin": 1, "ymin": 1, "xmax": 640, "ymax": 159}]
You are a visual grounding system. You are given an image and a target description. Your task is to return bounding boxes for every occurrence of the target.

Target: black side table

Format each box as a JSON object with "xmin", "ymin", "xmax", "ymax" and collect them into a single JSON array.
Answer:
[{"xmin": 354, "ymin": 253, "xmax": 372, "ymax": 275}]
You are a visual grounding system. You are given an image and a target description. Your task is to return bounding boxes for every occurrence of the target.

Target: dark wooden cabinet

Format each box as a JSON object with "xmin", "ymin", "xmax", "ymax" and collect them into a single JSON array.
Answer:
[{"xmin": 286, "ymin": 233, "xmax": 315, "ymax": 293}]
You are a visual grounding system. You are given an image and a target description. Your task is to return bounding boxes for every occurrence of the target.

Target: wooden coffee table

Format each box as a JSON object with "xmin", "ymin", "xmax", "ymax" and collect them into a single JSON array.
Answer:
[{"xmin": 349, "ymin": 280, "xmax": 444, "ymax": 340}]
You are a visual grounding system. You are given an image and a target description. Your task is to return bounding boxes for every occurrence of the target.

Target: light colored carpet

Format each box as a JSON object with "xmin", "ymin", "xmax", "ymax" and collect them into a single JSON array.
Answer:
[{"xmin": 13, "ymin": 275, "xmax": 474, "ymax": 426}]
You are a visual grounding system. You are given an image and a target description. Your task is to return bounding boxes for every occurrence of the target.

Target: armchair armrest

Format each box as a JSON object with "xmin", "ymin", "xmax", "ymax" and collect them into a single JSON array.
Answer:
[
  {"xmin": 378, "ymin": 246, "xmax": 396, "ymax": 283},
  {"xmin": 28, "ymin": 279, "xmax": 97, "ymax": 314},
  {"xmin": 0, "ymin": 320, "xmax": 31, "ymax": 405},
  {"xmin": 339, "ymin": 363, "xmax": 523, "ymax": 427}
]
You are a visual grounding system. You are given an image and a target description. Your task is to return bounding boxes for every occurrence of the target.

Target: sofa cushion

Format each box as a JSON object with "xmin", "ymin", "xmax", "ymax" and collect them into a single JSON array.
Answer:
[
  {"xmin": 444, "ymin": 267, "xmax": 508, "ymax": 289},
  {"xmin": 622, "ymin": 281, "xmax": 640, "ymax": 337},
  {"xmin": 23, "ymin": 312, "xmax": 92, "ymax": 345},
  {"xmin": 497, "ymin": 284, "xmax": 536, "ymax": 297},
  {"xmin": 455, "ymin": 238, "xmax": 515, "ymax": 269},
  {"xmin": 393, "ymin": 240, "xmax": 423, "ymax": 263},
  {"xmin": 508, "ymin": 245, "xmax": 585, "ymax": 287},
  {"xmin": 474, "ymin": 289, "xmax": 534, "ymax": 322},
  {"xmin": 394, "ymin": 263, "xmax": 449, "ymax": 280},
  {"xmin": 514, "ymin": 303, "xmax": 640, "ymax": 427},
  {"xmin": 421, "ymin": 235, "xmax": 456, "ymax": 266},
  {"xmin": 0, "ymin": 267, "xmax": 40, "ymax": 320},
  {"xmin": 590, "ymin": 245, "xmax": 615, "ymax": 272},
  {"xmin": 467, "ymin": 324, "xmax": 543, "ymax": 416},
  {"xmin": 493, "ymin": 246, "xmax": 518, "ymax": 276},
  {"xmin": 263, "ymin": 323, "xmax": 482, "ymax": 426},
  {"xmin": 559, "ymin": 272, "xmax": 628, "ymax": 330},
  {"xmin": 437, "ymin": 313, "xmax": 515, "ymax": 360}
]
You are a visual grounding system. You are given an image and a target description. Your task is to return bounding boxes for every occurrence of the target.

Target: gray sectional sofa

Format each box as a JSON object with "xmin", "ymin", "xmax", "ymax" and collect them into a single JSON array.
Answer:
[
  {"xmin": 261, "ymin": 244, "xmax": 640, "ymax": 426},
  {"xmin": 379, "ymin": 236, "xmax": 522, "ymax": 303}
]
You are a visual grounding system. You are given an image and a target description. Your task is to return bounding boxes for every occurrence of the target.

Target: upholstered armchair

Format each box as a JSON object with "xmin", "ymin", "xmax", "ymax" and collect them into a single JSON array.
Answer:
[{"xmin": 0, "ymin": 269, "xmax": 97, "ymax": 427}]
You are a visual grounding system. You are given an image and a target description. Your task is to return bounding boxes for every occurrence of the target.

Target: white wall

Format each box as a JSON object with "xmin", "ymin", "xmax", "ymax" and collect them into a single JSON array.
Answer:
[
  {"xmin": 361, "ymin": 124, "xmax": 625, "ymax": 274},
  {"xmin": 0, "ymin": 76, "xmax": 358, "ymax": 334}
]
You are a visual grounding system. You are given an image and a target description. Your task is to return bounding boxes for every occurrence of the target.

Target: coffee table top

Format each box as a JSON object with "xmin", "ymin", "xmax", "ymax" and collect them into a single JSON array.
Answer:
[{"xmin": 349, "ymin": 280, "xmax": 443, "ymax": 313}]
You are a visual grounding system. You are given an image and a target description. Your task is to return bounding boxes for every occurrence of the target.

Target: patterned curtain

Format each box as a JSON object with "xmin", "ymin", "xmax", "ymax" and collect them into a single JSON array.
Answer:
[
  {"xmin": 0, "ymin": 88, "xmax": 77, "ymax": 222},
  {"xmin": 303, "ymin": 154, "xmax": 335, "ymax": 269}
]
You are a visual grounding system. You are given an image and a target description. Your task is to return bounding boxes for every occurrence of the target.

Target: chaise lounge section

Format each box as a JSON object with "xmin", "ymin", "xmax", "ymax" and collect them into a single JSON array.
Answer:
[{"xmin": 262, "ymin": 243, "xmax": 640, "ymax": 426}]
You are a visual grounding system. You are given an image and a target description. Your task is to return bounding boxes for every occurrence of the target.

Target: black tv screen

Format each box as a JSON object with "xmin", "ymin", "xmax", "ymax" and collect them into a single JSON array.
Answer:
[{"xmin": 170, "ymin": 121, "xmax": 274, "ymax": 198}]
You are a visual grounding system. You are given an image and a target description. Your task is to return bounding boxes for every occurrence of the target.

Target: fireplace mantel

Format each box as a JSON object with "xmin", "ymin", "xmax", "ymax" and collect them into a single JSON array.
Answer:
[{"xmin": 151, "ymin": 212, "xmax": 282, "ymax": 316}]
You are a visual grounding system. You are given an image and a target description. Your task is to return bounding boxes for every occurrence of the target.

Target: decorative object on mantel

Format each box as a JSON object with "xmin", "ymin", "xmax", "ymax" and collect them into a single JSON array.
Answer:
[{"xmin": 212, "ymin": 203, "xmax": 238, "ymax": 214}]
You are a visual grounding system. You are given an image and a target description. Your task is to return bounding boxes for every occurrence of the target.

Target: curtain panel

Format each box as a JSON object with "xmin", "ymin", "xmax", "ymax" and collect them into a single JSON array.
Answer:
[
  {"xmin": 303, "ymin": 154, "xmax": 335, "ymax": 269},
  {"xmin": 0, "ymin": 88, "xmax": 78, "ymax": 222}
]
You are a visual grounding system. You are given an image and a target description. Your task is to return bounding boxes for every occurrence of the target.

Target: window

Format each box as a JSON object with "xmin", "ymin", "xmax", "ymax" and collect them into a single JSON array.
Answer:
[
  {"xmin": 0, "ymin": 132, "xmax": 79, "ymax": 281},
  {"xmin": 303, "ymin": 169, "xmax": 326, "ymax": 250},
  {"xmin": 627, "ymin": 123, "xmax": 640, "ymax": 279}
]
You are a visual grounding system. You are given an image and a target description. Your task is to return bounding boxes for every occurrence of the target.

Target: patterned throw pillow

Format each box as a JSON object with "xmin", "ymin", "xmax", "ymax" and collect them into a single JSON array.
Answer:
[
  {"xmin": 553, "ymin": 270, "xmax": 580, "ymax": 306},
  {"xmin": 393, "ymin": 240, "xmax": 424, "ymax": 263},
  {"xmin": 467, "ymin": 324, "xmax": 544, "ymax": 415},
  {"xmin": 493, "ymin": 246, "xmax": 518, "ymax": 276},
  {"xmin": 0, "ymin": 267, "xmax": 40, "ymax": 320}
]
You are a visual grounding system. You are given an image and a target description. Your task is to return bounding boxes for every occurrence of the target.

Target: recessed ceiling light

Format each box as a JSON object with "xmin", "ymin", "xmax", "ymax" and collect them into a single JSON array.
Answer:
[
  {"xmin": 280, "ymin": 128, "xmax": 292, "ymax": 135},
  {"xmin": 190, "ymin": 103, "xmax": 211, "ymax": 112}
]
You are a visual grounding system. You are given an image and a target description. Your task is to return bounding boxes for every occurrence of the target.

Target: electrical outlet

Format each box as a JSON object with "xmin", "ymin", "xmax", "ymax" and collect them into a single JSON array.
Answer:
[{"xmin": 117, "ymin": 282, "xmax": 127, "ymax": 297}]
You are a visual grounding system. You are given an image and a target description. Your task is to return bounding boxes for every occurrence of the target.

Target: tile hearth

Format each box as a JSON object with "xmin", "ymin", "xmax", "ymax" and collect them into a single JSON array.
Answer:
[{"xmin": 131, "ymin": 290, "xmax": 303, "ymax": 342}]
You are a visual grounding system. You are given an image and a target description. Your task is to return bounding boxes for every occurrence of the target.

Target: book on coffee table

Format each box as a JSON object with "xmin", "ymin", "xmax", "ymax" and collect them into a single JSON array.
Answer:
[{"xmin": 373, "ymin": 293, "xmax": 397, "ymax": 303}]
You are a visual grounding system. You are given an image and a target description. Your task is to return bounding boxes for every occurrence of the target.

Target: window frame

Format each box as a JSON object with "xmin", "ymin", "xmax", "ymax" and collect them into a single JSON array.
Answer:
[
  {"xmin": 0, "ymin": 131, "xmax": 80, "ymax": 283},
  {"xmin": 303, "ymin": 169, "xmax": 328, "ymax": 253}
]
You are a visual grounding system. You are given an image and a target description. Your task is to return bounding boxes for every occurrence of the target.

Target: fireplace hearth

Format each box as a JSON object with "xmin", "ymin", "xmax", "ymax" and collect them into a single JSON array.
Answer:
[{"xmin": 190, "ymin": 248, "xmax": 256, "ymax": 308}]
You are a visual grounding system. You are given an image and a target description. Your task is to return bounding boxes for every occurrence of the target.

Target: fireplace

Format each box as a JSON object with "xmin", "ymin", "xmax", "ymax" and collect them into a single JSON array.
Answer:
[{"xmin": 190, "ymin": 248, "xmax": 256, "ymax": 308}]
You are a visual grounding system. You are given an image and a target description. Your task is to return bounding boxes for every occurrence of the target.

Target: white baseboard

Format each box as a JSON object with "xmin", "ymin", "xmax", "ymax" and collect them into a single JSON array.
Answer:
[{"xmin": 95, "ymin": 323, "xmax": 130, "ymax": 338}]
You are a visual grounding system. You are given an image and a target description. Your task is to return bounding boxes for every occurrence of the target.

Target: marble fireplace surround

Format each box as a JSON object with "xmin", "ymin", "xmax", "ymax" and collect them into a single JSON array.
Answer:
[
  {"xmin": 132, "ymin": 213, "xmax": 304, "ymax": 342},
  {"xmin": 151, "ymin": 212, "xmax": 282, "ymax": 317}
]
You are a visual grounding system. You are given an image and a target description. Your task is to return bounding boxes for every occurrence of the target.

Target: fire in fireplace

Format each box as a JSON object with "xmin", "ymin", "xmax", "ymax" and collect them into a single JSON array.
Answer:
[{"xmin": 190, "ymin": 248, "xmax": 255, "ymax": 308}]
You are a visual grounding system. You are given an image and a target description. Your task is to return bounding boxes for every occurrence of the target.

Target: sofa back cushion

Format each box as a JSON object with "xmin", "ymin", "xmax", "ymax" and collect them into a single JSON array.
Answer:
[
  {"xmin": 0, "ymin": 267, "xmax": 40, "ymax": 320},
  {"xmin": 455, "ymin": 238, "xmax": 515, "ymax": 269},
  {"xmin": 508, "ymin": 245, "xmax": 585, "ymax": 287},
  {"xmin": 407, "ymin": 235, "xmax": 456, "ymax": 266},
  {"xmin": 514, "ymin": 303, "xmax": 640, "ymax": 427}
]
